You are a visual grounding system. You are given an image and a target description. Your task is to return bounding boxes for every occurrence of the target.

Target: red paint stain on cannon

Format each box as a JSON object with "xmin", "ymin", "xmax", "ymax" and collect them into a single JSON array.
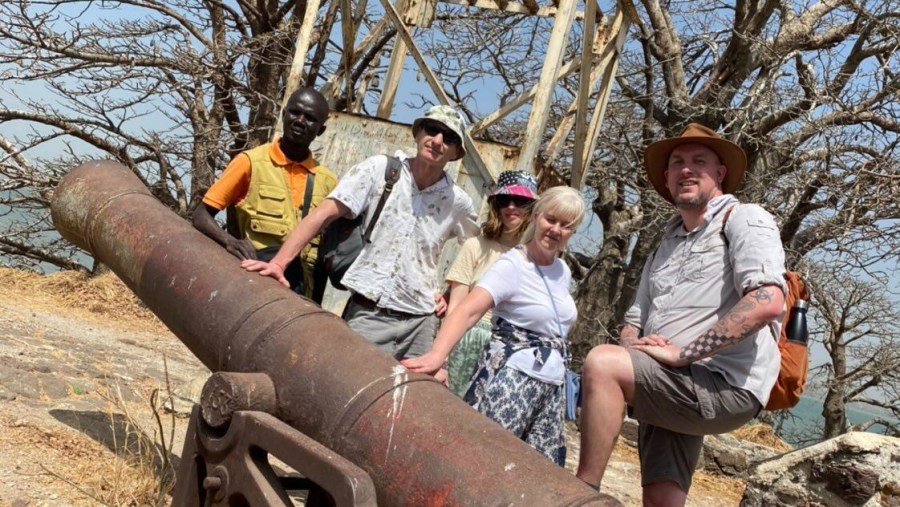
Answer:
[{"xmin": 403, "ymin": 482, "xmax": 457, "ymax": 507}]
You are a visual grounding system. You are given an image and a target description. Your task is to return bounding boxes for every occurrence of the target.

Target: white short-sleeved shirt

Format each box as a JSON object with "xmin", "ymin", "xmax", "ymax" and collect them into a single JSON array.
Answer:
[
  {"xmin": 329, "ymin": 151, "xmax": 479, "ymax": 315},
  {"xmin": 625, "ymin": 195, "xmax": 786, "ymax": 404},
  {"xmin": 477, "ymin": 249, "xmax": 577, "ymax": 384}
]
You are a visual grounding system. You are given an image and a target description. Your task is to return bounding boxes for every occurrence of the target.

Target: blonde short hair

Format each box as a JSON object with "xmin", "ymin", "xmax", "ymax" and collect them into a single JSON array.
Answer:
[{"xmin": 521, "ymin": 186, "xmax": 586, "ymax": 244}]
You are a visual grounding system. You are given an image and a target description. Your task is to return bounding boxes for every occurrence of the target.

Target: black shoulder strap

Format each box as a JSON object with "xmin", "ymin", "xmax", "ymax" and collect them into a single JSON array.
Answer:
[
  {"xmin": 384, "ymin": 156, "xmax": 402, "ymax": 185},
  {"xmin": 300, "ymin": 171, "xmax": 316, "ymax": 218},
  {"xmin": 362, "ymin": 156, "xmax": 402, "ymax": 243}
]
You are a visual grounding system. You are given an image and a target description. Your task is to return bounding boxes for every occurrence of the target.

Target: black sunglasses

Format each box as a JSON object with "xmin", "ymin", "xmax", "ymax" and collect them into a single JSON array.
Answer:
[
  {"xmin": 421, "ymin": 122, "xmax": 462, "ymax": 146},
  {"xmin": 493, "ymin": 195, "xmax": 533, "ymax": 208}
]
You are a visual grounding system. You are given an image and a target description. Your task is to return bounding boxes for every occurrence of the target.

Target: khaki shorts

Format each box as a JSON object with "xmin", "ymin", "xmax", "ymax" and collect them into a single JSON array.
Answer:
[{"xmin": 627, "ymin": 349, "xmax": 760, "ymax": 492}]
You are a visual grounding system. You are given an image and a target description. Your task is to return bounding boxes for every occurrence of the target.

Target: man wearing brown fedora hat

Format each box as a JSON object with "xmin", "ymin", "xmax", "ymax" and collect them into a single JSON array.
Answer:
[
  {"xmin": 576, "ymin": 123, "xmax": 787, "ymax": 505},
  {"xmin": 241, "ymin": 104, "xmax": 479, "ymax": 360}
]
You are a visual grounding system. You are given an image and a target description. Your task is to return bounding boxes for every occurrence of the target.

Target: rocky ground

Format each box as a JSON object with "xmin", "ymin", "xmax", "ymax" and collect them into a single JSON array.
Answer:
[
  {"xmin": 0, "ymin": 274, "xmax": 206, "ymax": 506},
  {"xmin": 0, "ymin": 269, "xmax": 748, "ymax": 506}
]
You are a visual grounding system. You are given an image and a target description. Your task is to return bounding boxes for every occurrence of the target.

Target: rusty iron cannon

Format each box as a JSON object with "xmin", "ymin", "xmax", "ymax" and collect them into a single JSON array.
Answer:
[{"xmin": 51, "ymin": 160, "xmax": 620, "ymax": 506}]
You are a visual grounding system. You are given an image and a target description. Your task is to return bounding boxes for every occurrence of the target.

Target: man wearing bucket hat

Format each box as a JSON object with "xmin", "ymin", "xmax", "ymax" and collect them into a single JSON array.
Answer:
[
  {"xmin": 242, "ymin": 104, "xmax": 479, "ymax": 360},
  {"xmin": 576, "ymin": 123, "xmax": 787, "ymax": 505}
]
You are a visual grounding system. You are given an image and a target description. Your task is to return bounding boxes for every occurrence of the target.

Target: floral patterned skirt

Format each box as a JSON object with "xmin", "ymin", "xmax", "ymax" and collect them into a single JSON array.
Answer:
[{"xmin": 462, "ymin": 320, "xmax": 566, "ymax": 466}]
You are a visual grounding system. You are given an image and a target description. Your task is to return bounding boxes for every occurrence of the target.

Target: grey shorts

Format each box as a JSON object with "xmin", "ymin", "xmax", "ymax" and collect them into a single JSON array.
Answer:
[
  {"xmin": 343, "ymin": 299, "xmax": 437, "ymax": 360},
  {"xmin": 627, "ymin": 349, "xmax": 760, "ymax": 492}
]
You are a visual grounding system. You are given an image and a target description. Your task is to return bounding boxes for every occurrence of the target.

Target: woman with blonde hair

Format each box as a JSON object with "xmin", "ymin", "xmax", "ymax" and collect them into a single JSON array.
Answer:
[
  {"xmin": 441, "ymin": 171, "xmax": 537, "ymax": 397},
  {"xmin": 404, "ymin": 186, "xmax": 585, "ymax": 465}
]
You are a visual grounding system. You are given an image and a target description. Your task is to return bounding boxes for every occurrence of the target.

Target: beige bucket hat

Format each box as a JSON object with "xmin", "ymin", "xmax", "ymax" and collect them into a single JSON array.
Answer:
[{"xmin": 412, "ymin": 105, "xmax": 467, "ymax": 160}]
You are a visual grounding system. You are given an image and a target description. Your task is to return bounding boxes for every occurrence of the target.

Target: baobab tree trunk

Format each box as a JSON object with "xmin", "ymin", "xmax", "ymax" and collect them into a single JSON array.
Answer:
[{"xmin": 823, "ymin": 343, "xmax": 849, "ymax": 439}]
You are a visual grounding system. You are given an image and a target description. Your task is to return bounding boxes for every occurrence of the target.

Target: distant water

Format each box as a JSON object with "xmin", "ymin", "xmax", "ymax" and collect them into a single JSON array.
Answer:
[{"xmin": 779, "ymin": 396, "xmax": 897, "ymax": 445}]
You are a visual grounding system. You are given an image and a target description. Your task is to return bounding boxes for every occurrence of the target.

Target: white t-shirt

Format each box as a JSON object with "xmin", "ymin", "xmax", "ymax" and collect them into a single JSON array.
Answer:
[{"xmin": 476, "ymin": 249, "xmax": 576, "ymax": 384}]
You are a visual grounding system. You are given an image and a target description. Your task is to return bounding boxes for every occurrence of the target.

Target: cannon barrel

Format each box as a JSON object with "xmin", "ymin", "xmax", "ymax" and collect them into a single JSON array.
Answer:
[{"xmin": 51, "ymin": 161, "xmax": 619, "ymax": 506}]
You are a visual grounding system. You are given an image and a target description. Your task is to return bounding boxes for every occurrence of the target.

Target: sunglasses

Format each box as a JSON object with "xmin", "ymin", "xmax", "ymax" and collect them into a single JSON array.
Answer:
[
  {"xmin": 421, "ymin": 122, "xmax": 462, "ymax": 146},
  {"xmin": 494, "ymin": 195, "xmax": 533, "ymax": 208}
]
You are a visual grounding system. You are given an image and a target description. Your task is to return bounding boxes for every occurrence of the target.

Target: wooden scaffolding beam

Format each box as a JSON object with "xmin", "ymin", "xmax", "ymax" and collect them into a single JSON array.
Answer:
[
  {"xmin": 570, "ymin": 0, "xmax": 597, "ymax": 188},
  {"xmin": 574, "ymin": 6, "xmax": 631, "ymax": 188},
  {"xmin": 470, "ymin": 55, "xmax": 583, "ymax": 136},
  {"xmin": 279, "ymin": 0, "xmax": 637, "ymax": 187},
  {"xmin": 513, "ymin": 0, "xmax": 578, "ymax": 174}
]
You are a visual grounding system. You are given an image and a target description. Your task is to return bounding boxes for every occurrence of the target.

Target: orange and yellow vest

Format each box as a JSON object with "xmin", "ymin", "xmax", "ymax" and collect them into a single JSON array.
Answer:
[{"xmin": 235, "ymin": 144, "xmax": 337, "ymax": 285}]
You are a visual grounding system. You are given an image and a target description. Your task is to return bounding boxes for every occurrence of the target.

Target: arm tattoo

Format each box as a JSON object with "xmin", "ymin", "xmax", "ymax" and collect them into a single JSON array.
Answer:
[
  {"xmin": 618, "ymin": 324, "xmax": 640, "ymax": 347},
  {"xmin": 679, "ymin": 287, "xmax": 775, "ymax": 363},
  {"xmin": 679, "ymin": 324, "xmax": 740, "ymax": 363},
  {"xmin": 752, "ymin": 287, "xmax": 774, "ymax": 304}
]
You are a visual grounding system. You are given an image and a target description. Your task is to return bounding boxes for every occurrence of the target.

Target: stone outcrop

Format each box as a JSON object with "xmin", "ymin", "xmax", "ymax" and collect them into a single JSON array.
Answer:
[
  {"xmin": 741, "ymin": 432, "xmax": 900, "ymax": 507},
  {"xmin": 701, "ymin": 433, "xmax": 782, "ymax": 477}
]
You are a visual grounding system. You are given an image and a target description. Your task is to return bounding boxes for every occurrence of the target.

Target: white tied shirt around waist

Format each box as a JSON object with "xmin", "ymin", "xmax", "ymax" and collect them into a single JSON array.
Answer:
[
  {"xmin": 329, "ymin": 151, "xmax": 479, "ymax": 315},
  {"xmin": 477, "ymin": 249, "xmax": 577, "ymax": 385}
]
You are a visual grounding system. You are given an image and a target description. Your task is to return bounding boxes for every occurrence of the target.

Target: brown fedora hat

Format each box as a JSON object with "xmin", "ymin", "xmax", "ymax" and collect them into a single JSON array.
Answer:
[{"xmin": 644, "ymin": 123, "xmax": 747, "ymax": 203}]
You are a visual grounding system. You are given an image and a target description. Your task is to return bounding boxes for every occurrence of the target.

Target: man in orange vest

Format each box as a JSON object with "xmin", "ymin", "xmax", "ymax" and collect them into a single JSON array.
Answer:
[
  {"xmin": 193, "ymin": 88, "xmax": 337, "ymax": 300},
  {"xmin": 576, "ymin": 123, "xmax": 786, "ymax": 505}
]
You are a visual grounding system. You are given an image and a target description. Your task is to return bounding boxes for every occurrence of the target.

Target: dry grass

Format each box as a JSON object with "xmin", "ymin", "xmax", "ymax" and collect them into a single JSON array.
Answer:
[
  {"xmin": 94, "ymin": 382, "xmax": 176, "ymax": 507},
  {"xmin": 58, "ymin": 383, "xmax": 175, "ymax": 506},
  {"xmin": 1, "ymin": 396, "xmax": 173, "ymax": 507},
  {"xmin": 731, "ymin": 423, "xmax": 793, "ymax": 452},
  {"xmin": 691, "ymin": 470, "xmax": 747, "ymax": 504},
  {"xmin": 0, "ymin": 266, "xmax": 176, "ymax": 505},
  {"xmin": 0, "ymin": 267, "xmax": 166, "ymax": 333}
]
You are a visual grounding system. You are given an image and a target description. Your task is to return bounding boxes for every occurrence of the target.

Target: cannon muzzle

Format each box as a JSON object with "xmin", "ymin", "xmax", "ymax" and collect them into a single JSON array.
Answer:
[{"xmin": 51, "ymin": 161, "xmax": 619, "ymax": 506}]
